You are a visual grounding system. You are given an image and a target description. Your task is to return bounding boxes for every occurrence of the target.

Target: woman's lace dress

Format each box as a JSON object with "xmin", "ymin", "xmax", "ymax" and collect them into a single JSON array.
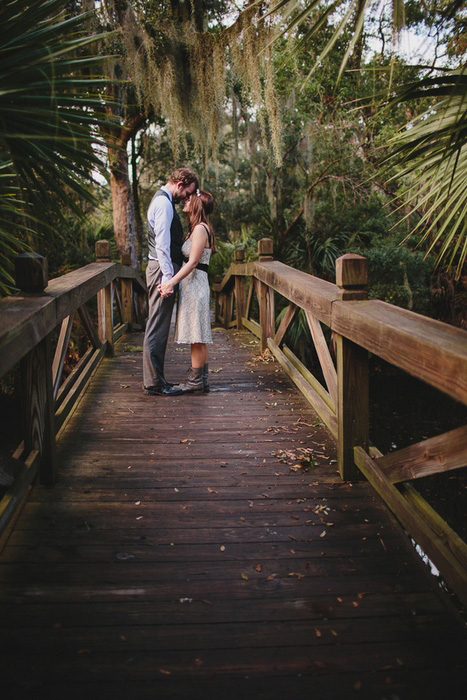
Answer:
[{"xmin": 174, "ymin": 238, "xmax": 212, "ymax": 344}]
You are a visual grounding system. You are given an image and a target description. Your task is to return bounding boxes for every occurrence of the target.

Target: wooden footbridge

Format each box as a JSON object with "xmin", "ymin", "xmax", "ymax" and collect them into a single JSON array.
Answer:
[{"xmin": 0, "ymin": 240, "xmax": 466, "ymax": 698}]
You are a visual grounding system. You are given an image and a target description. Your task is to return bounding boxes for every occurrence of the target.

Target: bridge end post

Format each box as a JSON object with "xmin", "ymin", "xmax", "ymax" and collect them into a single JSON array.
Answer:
[
  {"xmin": 15, "ymin": 253, "xmax": 57, "ymax": 484},
  {"xmin": 335, "ymin": 254, "xmax": 369, "ymax": 481},
  {"xmin": 96, "ymin": 241, "xmax": 114, "ymax": 356},
  {"xmin": 258, "ymin": 239, "xmax": 274, "ymax": 351}
]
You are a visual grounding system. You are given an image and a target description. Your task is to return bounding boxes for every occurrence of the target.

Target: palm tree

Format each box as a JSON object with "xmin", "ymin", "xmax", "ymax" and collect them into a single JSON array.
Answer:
[{"xmin": 0, "ymin": 0, "xmax": 112, "ymax": 293}]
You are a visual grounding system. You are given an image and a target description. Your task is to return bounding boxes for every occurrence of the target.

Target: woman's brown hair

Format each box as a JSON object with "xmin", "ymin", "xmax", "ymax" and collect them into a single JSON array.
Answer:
[{"xmin": 187, "ymin": 190, "xmax": 216, "ymax": 252}]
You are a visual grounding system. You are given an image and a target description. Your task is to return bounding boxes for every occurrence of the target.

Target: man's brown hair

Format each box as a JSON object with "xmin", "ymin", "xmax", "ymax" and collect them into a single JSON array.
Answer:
[{"xmin": 168, "ymin": 167, "xmax": 199, "ymax": 189}]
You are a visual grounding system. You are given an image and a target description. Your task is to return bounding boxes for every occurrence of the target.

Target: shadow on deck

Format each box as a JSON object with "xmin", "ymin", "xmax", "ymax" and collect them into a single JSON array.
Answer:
[{"xmin": 0, "ymin": 326, "xmax": 465, "ymax": 699}]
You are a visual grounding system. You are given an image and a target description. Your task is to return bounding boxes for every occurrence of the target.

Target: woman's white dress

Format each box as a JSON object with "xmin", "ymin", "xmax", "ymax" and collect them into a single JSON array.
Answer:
[{"xmin": 174, "ymin": 238, "xmax": 212, "ymax": 344}]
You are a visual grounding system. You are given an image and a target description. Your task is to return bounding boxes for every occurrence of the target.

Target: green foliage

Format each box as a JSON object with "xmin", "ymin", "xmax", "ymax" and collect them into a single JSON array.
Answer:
[
  {"xmin": 358, "ymin": 236, "xmax": 434, "ymax": 315},
  {"xmin": 0, "ymin": 0, "xmax": 112, "ymax": 293}
]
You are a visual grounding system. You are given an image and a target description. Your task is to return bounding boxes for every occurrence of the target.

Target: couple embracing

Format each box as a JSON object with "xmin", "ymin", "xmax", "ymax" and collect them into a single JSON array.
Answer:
[{"xmin": 143, "ymin": 167, "xmax": 215, "ymax": 397}]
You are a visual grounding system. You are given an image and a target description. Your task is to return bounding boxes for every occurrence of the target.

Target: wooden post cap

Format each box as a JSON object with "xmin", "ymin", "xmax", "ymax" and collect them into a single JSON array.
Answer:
[
  {"xmin": 336, "ymin": 254, "xmax": 368, "ymax": 288},
  {"xmin": 121, "ymin": 252, "xmax": 131, "ymax": 266},
  {"xmin": 15, "ymin": 252, "xmax": 48, "ymax": 293},
  {"xmin": 258, "ymin": 238, "xmax": 273, "ymax": 261},
  {"xmin": 95, "ymin": 240, "xmax": 111, "ymax": 261},
  {"xmin": 336, "ymin": 254, "xmax": 368, "ymax": 300},
  {"xmin": 234, "ymin": 247, "xmax": 245, "ymax": 263}
]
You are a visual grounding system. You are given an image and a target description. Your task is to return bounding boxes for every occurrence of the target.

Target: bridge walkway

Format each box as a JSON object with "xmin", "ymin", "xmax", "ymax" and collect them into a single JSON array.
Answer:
[{"xmin": 0, "ymin": 326, "xmax": 465, "ymax": 699}]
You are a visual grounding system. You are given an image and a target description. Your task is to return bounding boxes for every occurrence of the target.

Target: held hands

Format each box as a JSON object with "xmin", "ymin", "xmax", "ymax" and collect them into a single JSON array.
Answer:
[{"xmin": 158, "ymin": 281, "xmax": 174, "ymax": 298}]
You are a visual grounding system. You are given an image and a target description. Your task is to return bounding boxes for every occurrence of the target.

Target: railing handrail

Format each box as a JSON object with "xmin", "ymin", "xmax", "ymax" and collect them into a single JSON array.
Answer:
[
  {"xmin": 214, "ymin": 257, "xmax": 467, "ymax": 406},
  {"xmin": 0, "ymin": 261, "xmax": 147, "ymax": 380}
]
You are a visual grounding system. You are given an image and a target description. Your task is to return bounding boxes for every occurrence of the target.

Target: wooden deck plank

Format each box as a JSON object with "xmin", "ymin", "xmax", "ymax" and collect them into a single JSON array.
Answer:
[{"xmin": 0, "ymin": 326, "xmax": 465, "ymax": 699}]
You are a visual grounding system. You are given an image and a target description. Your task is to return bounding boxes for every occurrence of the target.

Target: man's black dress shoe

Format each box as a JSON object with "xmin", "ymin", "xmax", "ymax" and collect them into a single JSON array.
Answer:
[{"xmin": 144, "ymin": 385, "xmax": 183, "ymax": 396}]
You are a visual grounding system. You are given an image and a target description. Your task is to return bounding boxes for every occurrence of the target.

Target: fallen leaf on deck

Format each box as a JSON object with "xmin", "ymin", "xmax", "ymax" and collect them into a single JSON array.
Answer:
[
  {"xmin": 256, "ymin": 564, "xmax": 262, "ymax": 572},
  {"xmin": 288, "ymin": 572, "xmax": 304, "ymax": 579},
  {"xmin": 220, "ymin": 545, "xmax": 226, "ymax": 551},
  {"xmin": 314, "ymin": 628, "xmax": 322, "ymax": 637},
  {"xmin": 289, "ymin": 464, "xmax": 302, "ymax": 471},
  {"xmin": 241, "ymin": 572, "xmax": 249, "ymax": 581},
  {"xmin": 265, "ymin": 573, "xmax": 278, "ymax": 581},
  {"xmin": 320, "ymin": 530, "xmax": 327, "ymax": 538},
  {"xmin": 158, "ymin": 669, "xmax": 171, "ymax": 675}
]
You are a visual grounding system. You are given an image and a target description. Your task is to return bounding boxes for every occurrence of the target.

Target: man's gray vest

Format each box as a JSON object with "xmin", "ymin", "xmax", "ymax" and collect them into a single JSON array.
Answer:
[{"xmin": 147, "ymin": 189, "xmax": 184, "ymax": 266}]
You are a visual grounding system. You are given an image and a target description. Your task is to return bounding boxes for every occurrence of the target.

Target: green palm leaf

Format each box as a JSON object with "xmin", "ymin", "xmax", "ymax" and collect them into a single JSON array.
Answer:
[
  {"xmin": 0, "ymin": 0, "xmax": 116, "ymax": 293},
  {"xmin": 386, "ymin": 68, "xmax": 467, "ymax": 276}
]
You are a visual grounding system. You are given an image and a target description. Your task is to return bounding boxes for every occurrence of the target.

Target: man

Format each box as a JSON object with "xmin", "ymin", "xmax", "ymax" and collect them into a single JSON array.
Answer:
[{"xmin": 143, "ymin": 167, "xmax": 198, "ymax": 396}]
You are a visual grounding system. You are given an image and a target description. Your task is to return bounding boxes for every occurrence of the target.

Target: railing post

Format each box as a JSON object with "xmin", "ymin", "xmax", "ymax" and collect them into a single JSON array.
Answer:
[
  {"xmin": 16, "ymin": 253, "xmax": 57, "ymax": 484},
  {"xmin": 214, "ymin": 275, "xmax": 223, "ymax": 325},
  {"xmin": 258, "ymin": 238, "xmax": 274, "ymax": 351},
  {"xmin": 234, "ymin": 247, "xmax": 246, "ymax": 330},
  {"xmin": 120, "ymin": 252, "xmax": 133, "ymax": 331},
  {"xmin": 335, "ymin": 254, "xmax": 369, "ymax": 481},
  {"xmin": 96, "ymin": 241, "xmax": 114, "ymax": 356}
]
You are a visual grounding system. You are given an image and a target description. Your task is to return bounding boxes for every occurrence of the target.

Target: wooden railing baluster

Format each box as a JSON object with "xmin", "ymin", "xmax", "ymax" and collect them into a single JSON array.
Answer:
[
  {"xmin": 234, "ymin": 247, "xmax": 246, "ymax": 330},
  {"xmin": 121, "ymin": 253, "xmax": 133, "ymax": 331},
  {"xmin": 52, "ymin": 313, "xmax": 75, "ymax": 401},
  {"xmin": 95, "ymin": 240, "xmax": 114, "ymax": 357}
]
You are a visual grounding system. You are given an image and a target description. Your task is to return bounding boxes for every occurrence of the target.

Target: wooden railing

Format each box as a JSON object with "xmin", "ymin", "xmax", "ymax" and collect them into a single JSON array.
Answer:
[
  {"xmin": 0, "ymin": 240, "xmax": 147, "ymax": 538},
  {"xmin": 214, "ymin": 238, "xmax": 467, "ymax": 606}
]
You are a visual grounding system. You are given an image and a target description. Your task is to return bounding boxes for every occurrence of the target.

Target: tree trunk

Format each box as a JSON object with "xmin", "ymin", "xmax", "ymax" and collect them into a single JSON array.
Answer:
[{"xmin": 109, "ymin": 145, "xmax": 138, "ymax": 269}]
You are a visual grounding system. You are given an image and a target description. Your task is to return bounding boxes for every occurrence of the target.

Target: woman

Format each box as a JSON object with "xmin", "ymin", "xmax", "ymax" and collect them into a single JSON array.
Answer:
[{"xmin": 158, "ymin": 189, "xmax": 215, "ymax": 393}]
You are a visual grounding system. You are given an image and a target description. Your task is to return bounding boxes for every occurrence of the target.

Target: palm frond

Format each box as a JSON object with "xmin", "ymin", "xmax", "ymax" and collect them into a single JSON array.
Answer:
[
  {"xmin": 0, "ymin": 0, "xmax": 117, "ymax": 293},
  {"xmin": 386, "ymin": 68, "xmax": 467, "ymax": 277}
]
